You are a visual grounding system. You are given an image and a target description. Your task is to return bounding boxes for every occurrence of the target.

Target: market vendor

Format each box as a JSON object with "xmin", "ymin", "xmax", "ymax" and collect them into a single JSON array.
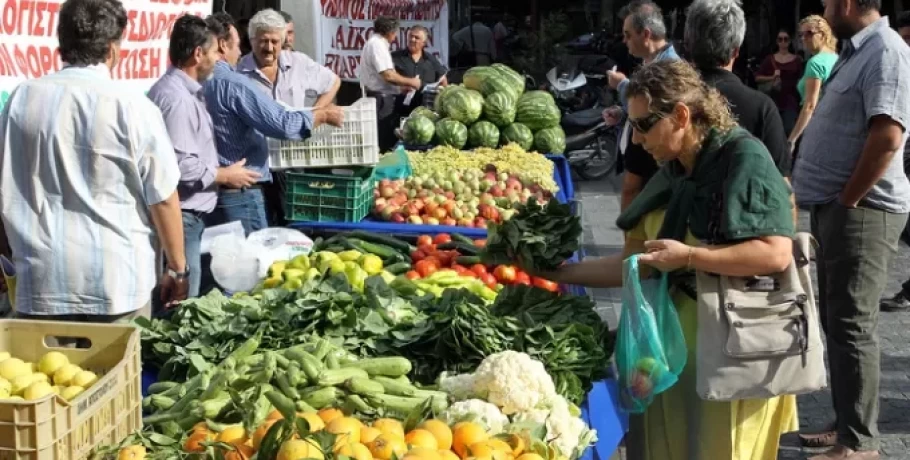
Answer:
[
  {"xmin": 360, "ymin": 16, "xmax": 422, "ymax": 152},
  {"xmin": 202, "ymin": 12, "xmax": 344, "ymax": 235},
  {"xmin": 392, "ymin": 26, "xmax": 448, "ymax": 113}
]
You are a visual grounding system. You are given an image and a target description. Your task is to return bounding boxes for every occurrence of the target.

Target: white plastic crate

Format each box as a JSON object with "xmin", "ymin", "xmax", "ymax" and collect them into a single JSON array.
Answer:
[{"xmin": 268, "ymin": 97, "xmax": 380, "ymax": 169}]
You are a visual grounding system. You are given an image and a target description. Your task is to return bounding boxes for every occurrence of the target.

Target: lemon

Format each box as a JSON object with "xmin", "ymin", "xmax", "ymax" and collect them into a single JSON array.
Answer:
[
  {"xmin": 28, "ymin": 362, "xmax": 37, "ymax": 373},
  {"xmin": 52, "ymin": 385, "xmax": 63, "ymax": 395},
  {"xmin": 0, "ymin": 358, "xmax": 29, "ymax": 381},
  {"xmin": 71, "ymin": 370, "xmax": 97, "ymax": 388},
  {"xmin": 61, "ymin": 385, "xmax": 85, "ymax": 401},
  {"xmin": 0, "ymin": 378, "xmax": 11, "ymax": 395},
  {"xmin": 23, "ymin": 381, "xmax": 53, "ymax": 400},
  {"xmin": 6, "ymin": 395, "xmax": 23, "ymax": 401},
  {"xmin": 11, "ymin": 374, "xmax": 37, "ymax": 395},
  {"xmin": 0, "ymin": 389, "xmax": 9, "ymax": 399},
  {"xmin": 0, "ymin": 352, "xmax": 11, "ymax": 362},
  {"xmin": 53, "ymin": 364, "xmax": 82, "ymax": 386},
  {"xmin": 38, "ymin": 351, "xmax": 69, "ymax": 376}
]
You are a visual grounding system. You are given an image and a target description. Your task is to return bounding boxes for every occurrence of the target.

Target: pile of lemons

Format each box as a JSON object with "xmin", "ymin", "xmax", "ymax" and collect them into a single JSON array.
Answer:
[{"xmin": 0, "ymin": 351, "xmax": 98, "ymax": 402}]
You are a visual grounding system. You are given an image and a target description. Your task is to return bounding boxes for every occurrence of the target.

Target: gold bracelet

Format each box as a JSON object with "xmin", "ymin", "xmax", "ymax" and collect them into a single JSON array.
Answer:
[{"xmin": 686, "ymin": 247, "xmax": 694, "ymax": 270}]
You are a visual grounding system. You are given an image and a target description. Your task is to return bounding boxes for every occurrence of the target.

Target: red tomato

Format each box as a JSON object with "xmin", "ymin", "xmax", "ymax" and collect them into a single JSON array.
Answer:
[
  {"xmin": 514, "ymin": 272, "xmax": 531, "ymax": 286},
  {"xmin": 532, "ymin": 277, "xmax": 560, "ymax": 292},
  {"xmin": 418, "ymin": 244, "xmax": 436, "ymax": 255},
  {"xmin": 416, "ymin": 235, "xmax": 433, "ymax": 247},
  {"xmin": 435, "ymin": 251, "xmax": 455, "ymax": 267},
  {"xmin": 471, "ymin": 264, "xmax": 488, "ymax": 277},
  {"xmin": 474, "ymin": 239, "xmax": 487, "ymax": 248},
  {"xmin": 410, "ymin": 250, "xmax": 426, "ymax": 263},
  {"xmin": 405, "ymin": 271, "xmax": 421, "ymax": 280},
  {"xmin": 480, "ymin": 273, "xmax": 498, "ymax": 290},
  {"xmin": 433, "ymin": 234, "xmax": 452, "ymax": 245},
  {"xmin": 415, "ymin": 260, "xmax": 438, "ymax": 278},
  {"xmin": 493, "ymin": 265, "xmax": 517, "ymax": 284},
  {"xmin": 422, "ymin": 256, "xmax": 442, "ymax": 268}
]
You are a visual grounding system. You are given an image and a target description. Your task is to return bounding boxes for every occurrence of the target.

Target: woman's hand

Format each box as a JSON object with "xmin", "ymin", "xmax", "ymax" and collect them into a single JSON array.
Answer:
[{"xmin": 637, "ymin": 239, "xmax": 692, "ymax": 272}]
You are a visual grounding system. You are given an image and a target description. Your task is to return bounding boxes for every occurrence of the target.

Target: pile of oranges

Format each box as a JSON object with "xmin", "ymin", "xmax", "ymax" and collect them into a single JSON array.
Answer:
[{"xmin": 178, "ymin": 407, "xmax": 549, "ymax": 460}]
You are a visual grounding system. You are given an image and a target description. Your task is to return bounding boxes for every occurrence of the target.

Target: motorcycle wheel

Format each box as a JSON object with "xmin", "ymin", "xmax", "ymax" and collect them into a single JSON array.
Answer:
[{"xmin": 574, "ymin": 135, "xmax": 618, "ymax": 181}]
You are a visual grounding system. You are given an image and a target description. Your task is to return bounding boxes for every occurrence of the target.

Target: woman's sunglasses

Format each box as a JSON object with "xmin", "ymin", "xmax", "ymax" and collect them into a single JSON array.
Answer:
[
  {"xmin": 777, "ymin": 36, "xmax": 790, "ymax": 43},
  {"xmin": 629, "ymin": 112, "xmax": 666, "ymax": 134},
  {"xmin": 799, "ymin": 31, "xmax": 818, "ymax": 38}
]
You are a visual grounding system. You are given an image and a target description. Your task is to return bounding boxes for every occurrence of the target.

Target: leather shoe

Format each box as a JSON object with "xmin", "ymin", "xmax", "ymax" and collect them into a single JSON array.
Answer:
[
  {"xmin": 808, "ymin": 445, "xmax": 880, "ymax": 460},
  {"xmin": 881, "ymin": 291, "xmax": 910, "ymax": 311},
  {"xmin": 799, "ymin": 422, "xmax": 837, "ymax": 448}
]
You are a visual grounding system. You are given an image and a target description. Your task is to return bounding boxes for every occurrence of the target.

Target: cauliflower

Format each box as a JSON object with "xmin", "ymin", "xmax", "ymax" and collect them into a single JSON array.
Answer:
[
  {"xmin": 441, "ymin": 399, "xmax": 510, "ymax": 434},
  {"xmin": 512, "ymin": 395, "xmax": 597, "ymax": 459},
  {"xmin": 439, "ymin": 372, "xmax": 478, "ymax": 401},
  {"xmin": 472, "ymin": 351, "xmax": 557, "ymax": 415}
]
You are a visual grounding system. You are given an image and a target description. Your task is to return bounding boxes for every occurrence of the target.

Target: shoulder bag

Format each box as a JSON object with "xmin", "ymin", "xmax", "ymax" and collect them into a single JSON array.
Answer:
[{"xmin": 757, "ymin": 57, "xmax": 781, "ymax": 95}]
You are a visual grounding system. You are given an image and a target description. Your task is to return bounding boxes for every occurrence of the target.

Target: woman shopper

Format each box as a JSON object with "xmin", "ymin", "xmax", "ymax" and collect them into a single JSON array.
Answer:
[
  {"xmin": 755, "ymin": 29, "xmax": 804, "ymax": 135},
  {"xmin": 529, "ymin": 60, "xmax": 798, "ymax": 460},
  {"xmin": 787, "ymin": 15, "xmax": 838, "ymax": 157}
]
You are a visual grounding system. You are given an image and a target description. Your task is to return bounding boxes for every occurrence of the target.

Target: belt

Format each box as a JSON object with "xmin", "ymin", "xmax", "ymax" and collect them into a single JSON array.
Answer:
[
  {"xmin": 220, "ymin": 184, "xmax": 263, "ymax": 194},
  {"xmin": 181, "ymin": 209, "xmax": 211, "ymax": 218}
]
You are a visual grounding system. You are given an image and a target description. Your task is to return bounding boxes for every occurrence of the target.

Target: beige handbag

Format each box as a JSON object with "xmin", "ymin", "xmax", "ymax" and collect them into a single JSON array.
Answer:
[{"xmin": 694, "ymin": 232, "xmax": 827, "ymax": 401}]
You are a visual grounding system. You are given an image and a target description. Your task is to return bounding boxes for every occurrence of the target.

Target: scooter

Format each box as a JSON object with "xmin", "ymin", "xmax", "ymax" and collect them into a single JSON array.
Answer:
[{"xmin": 545, "ymin": 57, "xmax": 619, "ymax": 180}]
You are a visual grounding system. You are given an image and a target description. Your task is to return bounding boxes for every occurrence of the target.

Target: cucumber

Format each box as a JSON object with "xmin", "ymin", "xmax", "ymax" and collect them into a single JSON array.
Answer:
[
  {"xmin": 385, "ymin": 262, "xmax": 412, "ymax": 275},
  {"xmin": 347, "ymin": 231, "xmax": 416, "ymax": 253},
  {"xmin": 455, "ymin": 256, "xmax": 482, "ymax": 266},
  {"xmin": 342, "ymin": 357, "xmax": 412, "ymax": 377},
  {"xmin": 347, "ymin": 239, "xmax": 406, "ymax": 263},
  {"xmin": 436, "ymin": 241, "xmax": 479, "ymax": 256},
  {"xmin": 451, "ymin": 233, "xmax": 475, "ymax": 245}
]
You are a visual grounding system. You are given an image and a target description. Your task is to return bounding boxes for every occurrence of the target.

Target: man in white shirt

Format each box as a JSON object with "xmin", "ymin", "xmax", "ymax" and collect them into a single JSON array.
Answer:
[
  {"xmin": 452, "ymin": 16, "xmax": 497, "ymax": 66},
  {"xmin": 360, "ymin": 16, "xmax": 421, "ymax": 151},
  {"xmin": 0, "ymin": 0, "xmax": 188, "ymax": 321}
]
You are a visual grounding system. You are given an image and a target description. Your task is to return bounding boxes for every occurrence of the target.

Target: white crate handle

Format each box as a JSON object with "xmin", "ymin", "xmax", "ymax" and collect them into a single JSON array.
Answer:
[{"xmin": 309, "ymin": 181, "xmax": 337, "ymax": 190}]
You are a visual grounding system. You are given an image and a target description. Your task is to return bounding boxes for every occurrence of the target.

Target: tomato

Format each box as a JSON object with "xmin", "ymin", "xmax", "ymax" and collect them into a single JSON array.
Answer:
[
  {"xmin": 435, "ymin": 251, "xmax": 455, "ymax": 267},
  {"xmin": 474, "ymin": 239, "xmax": 487, "ymax": 248},
  {"xmin": 414, "ymin": 260, "xmax": 439, "ymax": 278},
  {"xmin": 410, "ymin": 250, "xmax": 426, "ymax": 263},
  {"xmin": 405, "ymin": 271, "xmax": 421, "ymax": 280},
  {"xmin": 417, "ymin": 244, "xmax": 436, "ymax": 255},
  {"xmin": 514, "ymin": 272, "xmax": 531, "ymax": 286},
  {"xmin": 417, "ymin": 235, "xmax": 433, "ymax": 247},
  {"xmin": 471, "ymin": 264, "xmax": 488, "ymax": 277},
  {"xmin": 451, "ymin": 264, "xmax": 467, "ymax": 273},
  {"xmin": 422, "ymin": 256, "xmax": 441, "ymax": 268},
  {"xmin": 480, "ymin": 273, "xmax": 498, "ymax": 290},
  {"xmin": 433, "ymin": 234, "xmax": 452, "ymax": 245},
  {"xmin": 493, "ymin": 265, "xmax": 517, "ymax": 284},
  {"xmin": 532, "ymin": 277, "xmax": 560, "ymax": 292}
]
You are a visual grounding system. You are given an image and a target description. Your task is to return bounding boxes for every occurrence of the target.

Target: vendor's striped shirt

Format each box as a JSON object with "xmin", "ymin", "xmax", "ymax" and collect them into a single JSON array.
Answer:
[{"xmin": 0, "ymin": 64, "xmax": 180, "ymax": 315}]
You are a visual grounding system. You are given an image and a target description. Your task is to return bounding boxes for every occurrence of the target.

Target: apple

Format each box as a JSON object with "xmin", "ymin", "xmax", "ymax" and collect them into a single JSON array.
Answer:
[
  {"xmin": 480, "ymin": 205, "xmax": 500, "ymax": 221},
  {"xmin": 380, "ymin": 186, "xmax": 395, "ymax": 199},
  {"xmin": 442, "ymin": 201, "xmax": 457, "ymax": 213},
  {"xmin": 441, "ymin": 180, "xmax": 453, "ymax": 190},
  {"xmin": 391, "ymin": 213, "xmax": 406, "ymax": 223},
  {"xmin": 457, "ymin": 218, "xmax": 474, "ymax": 227},
  {"xmin": 445, "ymin": 191, "xmax": 456, "ymax": 200},
  {"xmin": 380, "ymin": 206, "xmax": 394, "ymax": 220},
  {"xmin": 426, "ymin": 217, "xmax": 440, "ymax": 225},
  {"xmin": 442, "ymin": 217, "xmax": 457, "ymax": 226},
  {"xmin": 405, "ymin": 203, "xmax": 420, "ymax": 216},
  {"xmin": 407, "ymin": 188, "xmax": 417, "ymax": 199},
  {"xmin": 373, "ymin": 189, "xmax": 381, "ymax": 199},
  {"xmin": 498, "ymin": 172, "xmax": 509, "ymax": 182},
  {"xmin": 500, "ymin": 209, "xmax": 517, "ymax": 221},
  {"xmin": 408, "ymin": 215, "xmax": 423, "ymax": 224},
  {"xmin": 480, "ymin": 179, "xmax": 494, "ymax": 191},
  {"xmin": 379, "ymin": 178, "xmax": 392, "ymax": 189},
  {"xmin": 433, "ymin": 207, "xmax": 448, "ymax": 220},
  {"xmin": 425, "ymin": 201, "xmax": 439, "ymax": 215},
  {"xmin": 474, "ymin": 217, "xmax": 488, "ymax": 229},
  {"xmin": 489, "ymin": 185, "xmax": 505, "ymax": 198},
  {"xmin": 629, "ymin": 371, "xmax": 654, "ymax": 399},
  {"xmin": 506, "ymin": 178, "xmax": 523, "ymax": 190}
]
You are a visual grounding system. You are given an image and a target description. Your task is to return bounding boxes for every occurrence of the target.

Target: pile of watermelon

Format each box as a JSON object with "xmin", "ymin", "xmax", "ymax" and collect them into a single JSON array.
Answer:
[{"xmin": 399, "ymin": 64, "xmax": 566, "ymax": 154}]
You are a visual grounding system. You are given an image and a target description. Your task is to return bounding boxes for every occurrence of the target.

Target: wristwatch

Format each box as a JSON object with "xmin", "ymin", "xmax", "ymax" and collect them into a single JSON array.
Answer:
[{"xmin": 167, "ymin": 265, "xmax": 190, "ymax": 281}]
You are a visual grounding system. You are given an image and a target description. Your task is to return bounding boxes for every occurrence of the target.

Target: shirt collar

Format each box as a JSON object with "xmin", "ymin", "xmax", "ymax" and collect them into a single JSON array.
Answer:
[
  {"xmin": 237, "ymin": 52, "xmax": 292, "ymax": 73},
  {"xmin": 850, "ymin": 16, "xmax": 889, "ymax": 51},
  {"xmin": 699, "ymin": 67, "xmax": 740, "ymax": 85},
  {"xmin": 61, "ymin": 63, "xmax": 112, "ymax": 79},
  {"xmin": 215, "ymin": 59, "xmax": 234, "ymax": 72},
  {"xmin": 167, "ymin": 66, "xmax": 203, "ymax": 95}
]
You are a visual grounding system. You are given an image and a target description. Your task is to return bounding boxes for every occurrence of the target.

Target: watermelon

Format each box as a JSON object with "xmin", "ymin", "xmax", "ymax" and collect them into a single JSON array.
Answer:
[
  {"xmin": 442, "ymin": 89, "xmax": 484, "ymax": 125},
  {"xmin": 534, "ymin": 127, "xmax": 567, "ymax": 154},
  {"xmin": 483, "ymin": 92, "xmax": 517, "ymax": 127},
  {"xmin": 434, "ymin": 85, "xmax": 463, "ymax": 116},
  {"xmin": 501, "ymin": 123, "xmax": 534, "ymax": 150},
  {"xmin": 492, "ymin": 64, "xmax": 527, "ymax": 96},
  {"xmin": 410, "ymin": 106, "xmax": 439, "ymax": 122},
  {"xmin": 435, "ymin": 119, "xmax": 469, "ymax": 149},
  {"xmin": 402, "ymin": 115, "xmax": 435, "ymax": 145},
  {"xmin": 468, "ymin": 121, "xmax": 501, "ymax": 149},
  {"xmin": 516, "ymin": 91, "xmax": 561, "ymax": 131},
  {"xmin": 481, "ymin": 76, "xmax": 520, "ymax": 101},
  {"xmin": 463, "ymin": 67, "xmax": 501, "ymax": 92}
]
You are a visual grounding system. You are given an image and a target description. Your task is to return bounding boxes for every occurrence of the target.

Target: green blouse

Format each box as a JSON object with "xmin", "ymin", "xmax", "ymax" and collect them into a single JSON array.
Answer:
[
  {"xmin": 616, "ymin": 127, "xmax": 794, "ymax": 244},
  {"xmin": 797, "ymin": 52, "xmax": 838, "ymax": 103}
]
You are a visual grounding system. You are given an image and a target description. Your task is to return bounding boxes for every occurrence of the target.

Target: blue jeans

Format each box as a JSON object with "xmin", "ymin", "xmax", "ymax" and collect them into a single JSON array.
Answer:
[
  {"xmin": 182, "ymin": 211, "xmax": 207, "ymax": 298},
  {"xmin": 216, "ymin": 188, "xmax": 268, "ymax": 236}
]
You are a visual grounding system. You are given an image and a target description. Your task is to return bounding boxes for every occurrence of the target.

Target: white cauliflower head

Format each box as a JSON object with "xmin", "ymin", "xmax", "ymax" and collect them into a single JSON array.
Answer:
[
  {"xmin": 441, "ymin": 399, "xmax": 510, "ymax": 434},
  {"xmin": 512, "ymin": 395, "xmax": 597, "ymax": 459},
  {"xmin": 472, "ymin": 351, "xmax": 557, "ymax": 415},
  {"xmin": 438, "ymin": 372, "xmax": 478, "ymax": 401}
]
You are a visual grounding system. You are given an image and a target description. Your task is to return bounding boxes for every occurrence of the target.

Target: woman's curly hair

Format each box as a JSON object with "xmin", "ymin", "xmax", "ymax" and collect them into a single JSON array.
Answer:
[
  {"xmin": 625, "ymin": 60, "xmax": 736, "ymax": 138},
  {"xmin": 800, "ymin": 15, "xmax": 838, "ymax": 52}
]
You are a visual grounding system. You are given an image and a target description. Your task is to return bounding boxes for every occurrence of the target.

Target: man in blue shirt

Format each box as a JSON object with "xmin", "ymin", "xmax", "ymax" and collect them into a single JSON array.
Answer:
[{"xmin": 203, "ymin": 13, "xmax": 344, "ymax": 235}]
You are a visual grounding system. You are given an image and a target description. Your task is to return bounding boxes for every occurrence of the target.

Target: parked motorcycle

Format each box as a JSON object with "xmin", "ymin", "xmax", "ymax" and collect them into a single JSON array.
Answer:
[{"xmin": 545, "ymin": 56, "xmax": 619, "ymax": 180}]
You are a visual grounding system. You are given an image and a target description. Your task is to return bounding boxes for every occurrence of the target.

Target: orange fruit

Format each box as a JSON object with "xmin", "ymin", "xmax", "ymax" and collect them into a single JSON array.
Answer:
[
  {"xmin": 336, "ymin": 442, "xmax": 373, "ymax": 460},
  {"xmin": 216, "ymin": 425, "xmax": 248, "ymax": 445},
  {"xmin": 318, "ymin": 407, "xmax": 344, "ymax": 424},
  {"xmin": 299, "ymin": 412, "xmax": 326, "ymax": 432},
  {"xmin": 267, "ymin": 409, "xmax": 284, "ymax": 420},
  {"xmin": 516, "ymin": 454, "xmax": 545, "ymax": 460},
  {"xmin": 419, "ymin": 419, "xmax": 453, "ymax": 451},
  {"xmin": 192, "ymin": 422, "xmax": 210, "ymax": 433},
  {"xmin": 360, "ymin": 426, "xmax": 382, "ymax": 444},
  {"xmin": 406, "ymin": 429, "xmax": 440, "ymax": 450},
  {"xmin": 224, "ymin": 443, "xmax": 255, "ymax": 460},
  {"xmin": 440, "ymin": 449, "xmax": 462, "ymax": 460},
  {"xmin": 277, "ymin": 438, "xmax": 325, "ymax": 460},
  {"xmin": 327, "ymin": 417, "xmax": 363, "ymax": 447},
  {"xmin": 184, "ymin": 430, "xmax": 212, "ymax": 453},
  {"xmin": 373, "ymin": 418, "xmax": 406, "ymax": 439},
  {"xmin": 452, "ymin": 423, "xmax": 488, "ymax": 459},
  {"xmin": 253, "ymin": 420, "xmax": 278, "ymax": 451},
  {"xmin": 369, "ymin": 434, "xmax": 408, "ymax": 460},
  {"xmin": 406, "ymin": 447, "xmax": 442, "ymax": 460},
  {"xmin": 117, "ymin": 445, "xmax": 146, "ymax": 460},
  {"xmin": 498, "ymin": 434, "xmax": 525, "ymax": 457}
]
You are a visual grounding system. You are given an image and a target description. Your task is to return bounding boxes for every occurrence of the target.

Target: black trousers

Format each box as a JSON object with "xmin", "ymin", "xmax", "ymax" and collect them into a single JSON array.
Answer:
[{"xmin": 369, "ymin": 91, "xmax": 402, "ymax": 153}]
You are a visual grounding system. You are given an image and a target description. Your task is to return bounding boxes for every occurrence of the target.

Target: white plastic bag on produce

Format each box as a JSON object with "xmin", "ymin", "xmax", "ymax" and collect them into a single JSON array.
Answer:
[
  {"xmin": 247, "ymin": 228, "xmax": 314, "ymax": 279},
  {"xmin": 210, "ymin": 233, "xmax": 261, "ymax": 293}
]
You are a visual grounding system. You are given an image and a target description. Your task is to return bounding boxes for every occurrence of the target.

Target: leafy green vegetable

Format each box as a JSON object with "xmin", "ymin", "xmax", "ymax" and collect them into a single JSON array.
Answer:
[{"xmin": 482, "ymin": 198, "xmax": 582, "ymax": 272}]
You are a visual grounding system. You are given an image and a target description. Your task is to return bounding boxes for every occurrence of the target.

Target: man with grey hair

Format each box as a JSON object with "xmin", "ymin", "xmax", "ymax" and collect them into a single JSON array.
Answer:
[
  {"xmin": 392, "ymin": 25, "xmax": 448, "ymax": 111},
  {"xmin": 278, "ymin": 10, "xmax": 294, "ymax": 50}
]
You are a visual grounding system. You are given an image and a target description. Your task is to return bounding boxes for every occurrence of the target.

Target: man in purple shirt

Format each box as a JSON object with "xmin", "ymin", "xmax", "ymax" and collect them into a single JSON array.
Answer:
[{"xmin": 148, "ymin": 15, "xmax": 261, "ymax": 297}]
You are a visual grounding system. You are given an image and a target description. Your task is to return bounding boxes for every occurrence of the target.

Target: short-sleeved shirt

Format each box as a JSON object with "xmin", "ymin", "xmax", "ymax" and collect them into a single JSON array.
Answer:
[
  {"xmin": 237, "ymin": 51, "xmax": 338, "ymax": 108},
  {"xmin": 360, "ymin": 34, "xmax": 399, "ymax": 95},
  {"xmin": 797, "ymin": 52, "xmax": 838, "ymax": 103},
  {"xmin": 758, "ymin": 55, "xmax": 804, "ymax": 112},
  {"xmin": 0, "ymin": 65, "xmax": 181, "ymax": 315},
  {"xmin": 391, "ymin": 49, "xmax": 447, "ymax": 87},
  {"xmin": 793, "ymin": 17, "xmax": 910, "ymax": 213}
]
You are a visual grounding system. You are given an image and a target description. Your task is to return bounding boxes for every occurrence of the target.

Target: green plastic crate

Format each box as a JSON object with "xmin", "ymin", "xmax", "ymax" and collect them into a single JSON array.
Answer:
[{"xmin": 285, "ymin": 167, "xmax": 375, "ymax": 222}]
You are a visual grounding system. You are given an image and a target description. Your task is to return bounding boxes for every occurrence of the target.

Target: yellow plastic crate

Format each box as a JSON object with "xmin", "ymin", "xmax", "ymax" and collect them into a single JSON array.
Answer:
[{"xmin": 0, "ymin": 320, "xmax": 141, "ymax": 459}]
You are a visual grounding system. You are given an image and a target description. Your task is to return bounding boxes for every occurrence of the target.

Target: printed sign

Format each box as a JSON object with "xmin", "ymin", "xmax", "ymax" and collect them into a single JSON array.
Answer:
[
  {"xmin": 0, "ymin": 0, "xmax": 214, "ymax": 110},
  {"xmin": 316, "ymin": 0, "xmax": 449, "ymax": 81}
]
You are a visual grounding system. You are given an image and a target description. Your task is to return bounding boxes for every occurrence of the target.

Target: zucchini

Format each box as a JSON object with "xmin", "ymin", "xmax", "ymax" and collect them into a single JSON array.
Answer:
[
  {"xmin": 347, "ymin": 231, "xmax": 416, "ymax": 253},
  {"xmin": 455, "ymin": 256, "xmax": 482, "ymax": 266},
  {"xmin": 366, "ymin": 393, "xmax": 448, "ymax": 414},
  {"xmin": 347, "ymin": 239, "xmax": 406, "ymax": 263},
  {"xmin": 343, "ymin": 394, "xmax": 375, "ymax": 414},
  {"xmin": 317, "ymin": 368, "xmax": 369, "ymax": 386},
  {"xmin": 386, "ymin": 262, "xmax": 412, "ymax": 275},
  {"xmin": 342, "ymin": 357, "xmax": 412, "ymax": 377},
  {"xmin": 147, "ymin": 381, "xmax": 179, "ymax": 395},
  {"xmin": 324, "ymin": 245, "xmax": 346, "ymax": 253},
  {"xmin": 296, "ymin": 399, "xmax": 317, "ymax": 413},
  {"xmin": 302, "ymin": 387, "xmax": 342, "ymax": 409},
  {"xmin": 345, "ymin": 376, "xmax": 385, "ymax": 396},
  {"xmin": 372, "ymin": 376, "xmax": 419, "ymax": 396},
  {"xmin": 277, "ymin": 374, "xmax": 300, "ymax": 400},
  {"xmin": 436, "ymin": 241, "xmax": 479, "ymax": 256},
  {"xmin": 451, "ymin": 233, "xmax": 475, "ymax": 245},
  {"xmin": 266, "ymin": 390, "xmax": 298, "ymax": 421}
]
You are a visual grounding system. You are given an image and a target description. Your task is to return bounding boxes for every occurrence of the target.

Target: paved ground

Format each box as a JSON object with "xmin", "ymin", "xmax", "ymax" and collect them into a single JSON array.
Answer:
[{"xmin": 575, "ymin": 173, "xmax": 910, "ymax": 460}]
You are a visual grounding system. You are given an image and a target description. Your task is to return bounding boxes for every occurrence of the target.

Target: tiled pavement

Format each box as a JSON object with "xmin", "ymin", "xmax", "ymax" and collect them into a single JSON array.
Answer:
[{"xmin": 576, "ymin": 174, "xmax": 910, "ymax": 460}]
